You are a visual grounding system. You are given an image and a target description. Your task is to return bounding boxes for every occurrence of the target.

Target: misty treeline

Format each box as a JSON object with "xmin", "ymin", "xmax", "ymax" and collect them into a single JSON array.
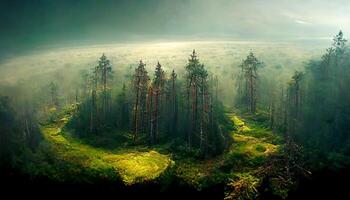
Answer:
[
  {"xmin": 0, "ymin": 96, "xmax": 41, "ymax": 167},
  {"xmin": 1, "ymin": 30, "xmax": 350, "ymax": 170},
  {"xmin": 234, "ymin": 31, "xmax": 350, "ymax": 169},
  {"xmin": 67, "ymin": 50, "xmax": 230, "ymax": 156}
]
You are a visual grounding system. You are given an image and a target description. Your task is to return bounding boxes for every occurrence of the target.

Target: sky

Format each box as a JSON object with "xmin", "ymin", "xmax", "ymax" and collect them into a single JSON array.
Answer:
[{"xmin": 1, "ymin": 0, "xmax": 350, "ymax": 56}]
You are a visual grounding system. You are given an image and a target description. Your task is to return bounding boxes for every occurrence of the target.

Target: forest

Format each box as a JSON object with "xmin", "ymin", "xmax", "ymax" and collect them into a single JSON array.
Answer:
[{"xmin": 1, "ymin": 0, "xmax": 350, "ymax": 199}]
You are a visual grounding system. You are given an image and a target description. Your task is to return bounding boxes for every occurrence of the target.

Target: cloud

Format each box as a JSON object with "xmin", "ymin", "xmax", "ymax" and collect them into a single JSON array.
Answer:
[{"xmin": 295, "ymin": 20, "xmax": 311, "ymax": 25}]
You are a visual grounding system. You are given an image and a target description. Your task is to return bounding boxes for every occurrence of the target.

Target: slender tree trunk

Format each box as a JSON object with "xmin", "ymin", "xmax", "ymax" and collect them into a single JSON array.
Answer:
[
  {"xmin": 133, "ymin": 78, "xmax": 141, "ymax": 141},
  {"xmin": 103, "ymin": 67, "xmax": 107, "ymax": 122},
  {"xmin": 172, "ymin": 77, "xmax": 177, "ymax": 132},
  {"xmin": 200, "ymin": 77, "xmax": 205, "ymax": 151},
  {"xmin": 190, "ymin": 82, "xmax": 197, "ymax": 148},
  {"xmin": 90, "ymin": 89, "xmax": 96, "ymax": 134},
  {"xmin": 249, "ymin": 71, "xmax": 254, "ymax": 113},
  {"xmin": 154, "ymin": 90, "xmax": 159, "ymax": 143},
  {"xmin": 187, "ymin": 77, "xmax": 193, "ymax": 147},
  {"xmin": 146, "ymin": 87, "xmax": 153, "ymax": 143},
  {"xmin": 270, "ymin": 100, "xmax": 275, "ymax": 129},
  {"xmin": 75, "ymin": 88, "xmax": 79, "ymax": 102},
  {"xmin": 24, "ymin": 117, "xmax": 30, "ymax": 139},
  {"xmin": 295, "ymin": 82, "xmax": 300, "ymax": 117}
]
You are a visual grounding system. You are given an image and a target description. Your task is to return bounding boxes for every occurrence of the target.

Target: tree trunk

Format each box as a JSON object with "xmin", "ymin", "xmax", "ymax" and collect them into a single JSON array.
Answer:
[
  {"xmin": 172, "ymin": 77, "xmax": 177, "ymax": 132},
  {"xmin": 154, "ymin": 90, "xmax": 159, "ymax": 143},
  {"xmin": 295, "ymin": 82, "xmax": 299, "ymax": 117},
  {"xmin": 133, "ymin": 78, "xmax": 141, "ymax": 141},
  {"xmin": 249, "ymin": 70, "xmax": 254, "ymax": 113}
]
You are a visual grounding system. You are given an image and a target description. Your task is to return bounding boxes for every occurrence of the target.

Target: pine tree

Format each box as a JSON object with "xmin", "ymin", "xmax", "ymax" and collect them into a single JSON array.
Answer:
[
  {"xmin": 185, "ymin": 50, "xmax": 209, "ymax": 148},
  {"xmin": 291, "ymin": 71, "xmax": 303, "ymax": 117},
  {"xmin": 97, "ymin": 54, "xmax": 113, "ymax": 124},
  {"xmin": 286, "ymin": 71, "xmax": 303, "ymax": 135},
  {"xmin": 239, "ymin": 52, "xmax": 263, "ymax": 113},
  {"xmin": 199, "ymin": 67, "xmax": 209, "ymax": 153},
  {"xmin": 333, "ymin": 30, "xmax": 347, "ymax": 57},
  {"xmin": 170, "ymin": 69, "xmax": 178, "ymax": 136},
  {"xmin": 151, "ymin": 62, "xmax": 166, "ymax": 143},
  {"xmin": 185, "ymin": 50, "xmax": 200, "ymax": 147},
  {"xmin": 48, "ymin": 81, "xmax": 59, "ymax": 108},
  {"xmin": 132, "ymin": 60, "xmax": 150, "ymax": 141},
  {"xmin": 90, "ymin": 66, "xmax": 98, "ymax": 134}
]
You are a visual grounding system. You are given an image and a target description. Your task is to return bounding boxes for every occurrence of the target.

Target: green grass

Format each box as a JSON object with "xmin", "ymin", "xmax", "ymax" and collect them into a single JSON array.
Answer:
[
  {"xmin": 41, "ymin": 125, "xmax": 173, "ymax": 185},
  {"xmin": 35, "ymin": 104, "xmax": 174, "ymax": 185},
  {"xmin": 19, "ymin": 103, "xmax": 284, "ymax": 197},
  {"xmin": 172, "ymin": 111, "xmax": 282, "ymax": 191},
  {"xmin": 231, "ymin": 134, "xmax": 278, "ymax": 158}
]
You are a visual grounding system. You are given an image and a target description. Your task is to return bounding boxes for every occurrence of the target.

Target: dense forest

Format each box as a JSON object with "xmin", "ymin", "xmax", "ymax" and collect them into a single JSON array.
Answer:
[
  {"xmin": 67, "ymin": 50, "xmax": 229, "ymax": 155},
  {"xmin": 1, "ymin": 30, "xmax": 350, "ymax": 199}
]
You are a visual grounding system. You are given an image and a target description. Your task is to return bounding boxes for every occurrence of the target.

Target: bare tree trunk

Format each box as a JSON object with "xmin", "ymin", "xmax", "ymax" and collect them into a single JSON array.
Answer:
[
  {"xmin": 187, "ymin": 77, "xmax": 193, "ymax": 147},
  {"xmin": 146, "ymin": 86, "xmax": 152, "ymax": 143},
  {"xmin": 270, "ymin": 100, "xmax": 275, "ymax": 129},
  {"xmin": 102, "ymin": 67, "xmax": 107, "ymax": 122},
  {"xmin": 90, "ymin": 89, "xmax": 96, "ymax": 134},
  {"xmin": 154, "ymin": 90, "xmax": 159, "ymax": 143},
  {"xmin": 75, "ymin": 88, "xmax": 79, "ymax": 102},
  {"xmin": 295, "ymin": 82, "xmax": 300, "ymax": 117},
  {"xmin": 200, "ymin": 77, "xmax": 205, "ymax": 151},
  {"xmin": 24, "ymin": 117, "xmax": 30, "ymax": 139},
  {"xmin": 249, "ymin": 71, "xmax": 254, "ymax": 113},
  {"xmin": 133, "ymin": 79, "xmax": 141, "ymax": 141},
  {"xmin": 172, "ymin": 77, "xmax": 177, "ymax": 132}
]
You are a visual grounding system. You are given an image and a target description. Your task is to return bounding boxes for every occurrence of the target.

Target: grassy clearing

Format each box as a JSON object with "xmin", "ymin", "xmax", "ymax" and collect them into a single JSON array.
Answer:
[
  {"xmin": 174, "ymin": 156, "xmax": 226, "ymax": 190},
  {"xmin": 222, "ymin": 112, "xmax": 283, "ymax": 199},
  {"xmin": 22, "ymin": 103, "xmax": 282, "ymax": 194},
  {"xmin": 226, "ymin": 113, "xmax": 280, "ymax": 161},
  {"xmin": 232, "ymin": 134, "xmax": 278, "ymax": 157},
  {"xmin": 173, "ymin": 111, "xmax": 282, "ymax": 191},
  {"xmin": 37, "ymin": 104, "xmax": 174, "ymax": 185},
  {"xmin": 41, "ymin": 125, "xmax": 173, "ymax": 185}
]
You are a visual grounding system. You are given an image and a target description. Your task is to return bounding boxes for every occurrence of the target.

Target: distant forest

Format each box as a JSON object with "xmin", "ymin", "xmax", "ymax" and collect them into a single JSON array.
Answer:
[{"xmin": 1, "ymin": 31, "xmax": 350, "ymax": 199}]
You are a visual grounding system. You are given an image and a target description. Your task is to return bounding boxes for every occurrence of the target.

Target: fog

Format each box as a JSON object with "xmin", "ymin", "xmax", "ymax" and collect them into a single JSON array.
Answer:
[
  {"xmin": 0, "ymin": 41, "xmax": 325, "ymax": 107},
  {"xmin": 2, "ymin": 1, "xmax": 350, "ymax": 198}
]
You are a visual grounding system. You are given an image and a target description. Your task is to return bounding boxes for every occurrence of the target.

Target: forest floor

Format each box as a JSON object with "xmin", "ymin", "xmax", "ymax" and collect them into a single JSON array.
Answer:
[
  {"xmin": 36, "ymin": 104, "xmax": 173, "ymax": 185},
  {"xmin": 174, "ymin": 110, "xmax": 282, "ymax": 193},
  {"xmin": 17, "ymin": 104, "xmax": 283, "ymax": 198}
]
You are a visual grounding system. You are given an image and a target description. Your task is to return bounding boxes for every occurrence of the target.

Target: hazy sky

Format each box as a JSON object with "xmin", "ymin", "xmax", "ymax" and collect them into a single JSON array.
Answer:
[{"xmin": 1, "ymin": 0, "xmax": 350, "ymax": 55}]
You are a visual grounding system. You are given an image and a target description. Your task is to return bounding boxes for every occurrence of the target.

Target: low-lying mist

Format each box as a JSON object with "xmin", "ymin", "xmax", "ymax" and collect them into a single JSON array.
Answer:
[{"xmin": 0, "ymin": 40, "xmax": 327, "ymax": 106}]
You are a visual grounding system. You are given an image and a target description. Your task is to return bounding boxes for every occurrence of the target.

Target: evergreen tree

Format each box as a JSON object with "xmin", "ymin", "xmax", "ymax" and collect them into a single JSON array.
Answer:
[
  {"xmin": 48, "ymin": 81, "xmax": 59, "ymax": 108},
  {"xmin": 97, "ymin": 54, "xmax": 113, "ymax": 125},
  {"xmin": 238, "ymin": 52, "xmax": 263, "ymax": 113},
  {"xmin": 132, "ymin": 60, "xmax": 150, "ymax": 141},
  {"xmin": 169, "ymin": 69, "xmax": 178, "ymax": 137},
  {"xmin": 151, "ymin": 62, "xmax": 166, "ymax": 143},
  {"xmin": 90, "ymin": 66, "xmax": 98, "ymax": 134}
]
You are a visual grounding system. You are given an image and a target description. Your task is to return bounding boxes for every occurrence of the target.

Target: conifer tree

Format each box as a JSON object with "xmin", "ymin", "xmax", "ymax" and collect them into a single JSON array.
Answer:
[
  {"xmin": 90, "ymin": 66, "xmax": 98, "ymax": 134},
  {"xmin": 151, "ymin": 62, "xmax": 166, "ymax": 143},
  {"xmin": 239, "ymin": 52, "xmax": 263, "ymax": 113},
  {"xmin": 48, "ymin": 81, "xmax": 59, "ymax": 108},
  {"xmin": 132, "ymin": 60, "xmax": 149, "ymax": 141},
  {"xmin": 97, "ymin": 54, "xmax": 113, "ymax": 123},
  {"xmin": 169, "ymin": 69, "xmax": 178, "ymax": 135}
]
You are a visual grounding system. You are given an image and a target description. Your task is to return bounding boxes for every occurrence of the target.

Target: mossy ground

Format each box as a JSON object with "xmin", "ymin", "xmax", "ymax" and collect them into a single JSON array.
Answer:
[
  {"xmin": 41, "ymin": 125, "xmax": 173, "ymax": 185},
  {"xmin": 17, "ymin": 104, "xmax": 283, "ymax": 198},
  {"xmin": 23, "ymin": 104, "xmax": 173, "ymax": 185},
  {"xmin": 173, "ymin": 110, "xmax": 282, "ymax": 194}
]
